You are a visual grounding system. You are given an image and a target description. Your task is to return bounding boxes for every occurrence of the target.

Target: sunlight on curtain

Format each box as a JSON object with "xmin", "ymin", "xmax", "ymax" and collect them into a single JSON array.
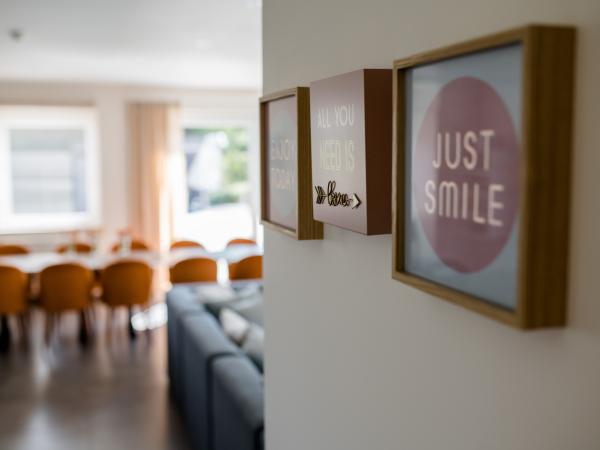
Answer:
[{"xmin": 129, "ymin": 103, "xmax": 181, "ymax": 253}]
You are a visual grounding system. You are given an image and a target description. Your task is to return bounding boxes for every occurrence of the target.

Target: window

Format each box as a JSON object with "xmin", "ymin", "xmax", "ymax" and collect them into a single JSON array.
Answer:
[
  {"xmin": 183, "ymin": 127, "xmax": 250, "ymax": 212},
  {"xmin": 173, "ymin": 113, "xmax": 258, "ymax": 251},
  {"xmin": 0, "ymin": 106, "xmax": 100, "ymax": 234}
]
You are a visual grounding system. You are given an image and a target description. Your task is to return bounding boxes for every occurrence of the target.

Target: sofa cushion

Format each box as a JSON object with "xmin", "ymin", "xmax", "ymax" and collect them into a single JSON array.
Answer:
[
  {"xmin": 212, "ymin": 355, "xmax": 264, "ymax": 450},
  {"xmin": 241, "ymin": 324, "xmax": 264, "ymax": 373},
  {"xmin": 205, "ymin": 291, "xmax": 263, "ymax": 327},
  {"xmin": 220, "ymin": 308, "xmax": 264, "ymax": 372},
  {"xmin": 220, "ymin": 308, "xmax": 251, "ymax": 344}
]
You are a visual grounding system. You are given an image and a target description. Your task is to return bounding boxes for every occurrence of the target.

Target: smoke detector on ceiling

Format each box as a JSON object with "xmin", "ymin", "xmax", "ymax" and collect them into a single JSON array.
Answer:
[{"xmin": 9, "ymin": 28, "xmax": 23, "ymax": 42}]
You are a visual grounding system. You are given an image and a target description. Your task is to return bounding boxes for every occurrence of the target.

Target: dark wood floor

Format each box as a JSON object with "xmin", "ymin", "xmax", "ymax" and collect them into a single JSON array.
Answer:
[{"xmin": 0, "ymin": 307, "xmax": 191, "ymax": 450}]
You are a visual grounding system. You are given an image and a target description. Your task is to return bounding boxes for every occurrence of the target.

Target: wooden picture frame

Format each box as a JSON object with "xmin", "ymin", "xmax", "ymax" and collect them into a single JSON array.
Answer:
[
  {"xmin": 260, "ymin": 87, "xmax": 323, "ymax": 240},
  {"xmin": 392, "ymin": 25, "xmax": 575, "ymax": 328}
]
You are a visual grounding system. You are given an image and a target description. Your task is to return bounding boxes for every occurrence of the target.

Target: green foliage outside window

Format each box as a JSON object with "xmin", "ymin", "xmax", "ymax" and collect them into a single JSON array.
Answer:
[{"xmin": 184, "ymin": 127, "xmax": 249, "ymax": 211}]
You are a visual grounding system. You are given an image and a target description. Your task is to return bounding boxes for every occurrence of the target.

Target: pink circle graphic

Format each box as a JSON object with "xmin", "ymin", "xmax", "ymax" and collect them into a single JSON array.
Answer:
[{"xmin": 414, "ymin": 77, "xmax": 519, "ymax": 273}]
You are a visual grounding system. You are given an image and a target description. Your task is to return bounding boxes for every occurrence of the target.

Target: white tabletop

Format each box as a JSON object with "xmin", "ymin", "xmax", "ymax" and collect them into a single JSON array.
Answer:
[
  {"xmin": 0, "ymin": 251, "xmax": 158, "ymax": 274},
  {"xmin": 167, "ymin": 244, "xmax": 262, "ymax": 266},
  {"xmin": 0, "ymin": 244, "xmax": 262, "ymax": 274}
]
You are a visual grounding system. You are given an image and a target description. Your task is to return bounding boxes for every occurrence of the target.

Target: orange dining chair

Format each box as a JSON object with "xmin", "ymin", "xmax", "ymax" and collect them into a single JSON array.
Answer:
[
  {"xmin": 56, "ymin": 242, "xmax": 98, "ymax": 295},
  {"xmin": 0, "ymin": 266, "xmax": 29, "ymax": 344},
  {"xmin": 0, "ymin": 244, "xmax": 29, "ymax": 256},
  {"xmin": 110, "ymin": 239, "xmax": 150, "ymax": 253},
  {"xmin": 170, "ymin": 240, "xmax": 204, "ymax": 250},
  {"xmin": 228, "ymin": 255, "xmax": 263, "ymax": 281},
  {"xmin": 226, "ymin": 238, "xmax": 256, "ymax": 247},
  {"xmin": 101, "ymin": 260, "xmax": 153, "ymax": 337},
  {"xmin": 39, "ymin": 263, "xmax": 94, "ymax": 344},
  {"xmin": 170, "ymin": 257, "xmax": 217, "ymax": 284},
  {"xmin": 56, "ymin": 242, "xmax": 100, "ymax": 297},
  {"xmin": 56, "ymin": 242, "xmax": 93, "ymax": 254},
  {"xmin": 56, "ymin": 244, "xmax": 100, "ymax": 298}
]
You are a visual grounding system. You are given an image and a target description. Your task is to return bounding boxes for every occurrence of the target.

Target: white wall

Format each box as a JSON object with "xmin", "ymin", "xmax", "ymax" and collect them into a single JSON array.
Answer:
[
  {"xmin": 262, "ymin": 1, "xmax": 600, "ymax": 449},
  {"xmin": 0, "ymin": 81, "xmax": 259, "ymax": 251}
]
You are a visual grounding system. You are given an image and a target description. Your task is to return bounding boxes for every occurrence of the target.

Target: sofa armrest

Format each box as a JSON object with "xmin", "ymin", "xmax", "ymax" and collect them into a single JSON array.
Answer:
[
  {"xmin": 212, "ymin": 354, "xmax": 265, "ymax": 450},
  {"xmin": 181, "ymin": 313, "xmax": 239, "ymax": 450},
  {"xmin": 166, "ymin": 285, "xmax": 205, "ymax": 407}
]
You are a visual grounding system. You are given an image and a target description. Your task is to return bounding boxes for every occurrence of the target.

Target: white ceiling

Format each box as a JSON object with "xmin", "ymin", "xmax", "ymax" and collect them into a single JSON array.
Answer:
[{"xmin": 0, "ymin": 0, "xmax": 262, "ymax": 88}]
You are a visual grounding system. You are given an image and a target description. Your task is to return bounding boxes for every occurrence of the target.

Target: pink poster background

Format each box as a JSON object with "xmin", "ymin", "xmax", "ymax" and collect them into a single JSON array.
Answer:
[
  {"xmin": 404, "ymin": 43, "xmax": 522, "ymax": 309},
  {"xmin": 414, "ymin": 76, "xmax": 519, "ymax": 273}
]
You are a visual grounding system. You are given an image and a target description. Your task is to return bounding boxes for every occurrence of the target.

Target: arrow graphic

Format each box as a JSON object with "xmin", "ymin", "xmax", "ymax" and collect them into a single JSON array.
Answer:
[
  {"xmin": 352, "ymin": 193, "xmax": 362, "ymax": 209},
  {"xmin": 315, "ymin": 186, "xmax": 326, "ymax": 205}
]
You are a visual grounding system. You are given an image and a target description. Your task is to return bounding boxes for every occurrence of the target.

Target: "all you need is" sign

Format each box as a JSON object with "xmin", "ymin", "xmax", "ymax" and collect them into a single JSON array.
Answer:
[{"xmin": 310, "ymin": 69, "xmax": 392, "ymax": 235}]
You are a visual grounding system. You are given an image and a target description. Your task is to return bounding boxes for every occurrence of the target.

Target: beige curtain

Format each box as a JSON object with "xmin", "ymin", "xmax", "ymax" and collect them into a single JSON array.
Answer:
[{"xmin": 129, "ymin": 103, "xmax": 181, "ymax": 253}]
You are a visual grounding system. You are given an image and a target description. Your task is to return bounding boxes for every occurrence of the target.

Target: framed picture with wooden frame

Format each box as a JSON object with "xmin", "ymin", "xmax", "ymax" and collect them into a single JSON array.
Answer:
[
  {"xmin": 392, "ymin": 25, "xmax": 576, "ymax": 329},
  {"xmin": 260, "ymin": 87, "xmax": 323, "ymax": 240}
]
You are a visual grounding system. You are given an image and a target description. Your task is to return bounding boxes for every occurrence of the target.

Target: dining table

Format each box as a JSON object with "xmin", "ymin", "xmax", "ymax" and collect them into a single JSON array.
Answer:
[
  {"xmin": 0, "ymin": 243, "xmax": 262, "ymax": 275},
  {"xmin": 0, "ymin": 244, "xmax": 262, "ymax": 349}
]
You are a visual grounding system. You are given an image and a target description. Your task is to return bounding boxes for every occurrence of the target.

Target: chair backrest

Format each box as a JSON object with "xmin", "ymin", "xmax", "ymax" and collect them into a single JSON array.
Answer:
[
  {"xmin": 228, "ymin": 255, "xmax": 263, "ymax": 281},
  {"xmin": 110, "ymin": 239, "xmax": 150, "ymax": 253},
  {"xmin": 101, "ymin": 260, "xmax": 153, "ymax": 306},
  {"xmin": 171, "ymin": 240, "xmax": 204, "ymax": 250},
  {"xmin": 170, "ymin": 257, "xmax": 217, "ymax": 284},
  {"xmin": 0, "ymin": 266, "xmax": 28, "ymax": 315},
  {"xmin": 226, "ymin": 238, "xmax": 256, "ymax": 247},
  {"xmin": 40, "ymin": 263, "xmax": 93, "ymax": 312},
  {"xmin": 0, "ymin": 244, "xmax": 29, "ymax": 256},
  {"xmin": 56, "ymin": 242, "xmax": 93, "ymax": 254}
]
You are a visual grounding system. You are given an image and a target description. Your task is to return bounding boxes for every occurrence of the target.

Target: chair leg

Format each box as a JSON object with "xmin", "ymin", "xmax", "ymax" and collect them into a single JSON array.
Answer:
[
  {"xmin": 89, "ymin": 304, "xmax": 97, "ymax": 329},
  {"xmin": 107, "ymin": 307, "xmax": 115, "ymax": 334},
  {"xmin": 128, "ymin": 306, "xmax": 136, "ymax": 340},
  {"xmin": 45, "ymin": 313, "xmax": 55, "ymax": 345},
  {"xmin": 0, "ymin": 315, "xmax": 10, "ymax": 352},
  {"xmin": 84, "ymin": 308, "xmax": 95, "ymax": 336},
  {"xmin": 18, "ymin": 313, "xmax": 28, "ymax": 346},
  {"xmin": 144, "ymin": 303, "xmax": 153, "ymax": 343},
  {"xmin": 55, "ymin": 313, "xmax": 62, "ymax": 336},
  {"xmin": 78, "ymin": 310, "xmax": 90, "ymax": 346}
]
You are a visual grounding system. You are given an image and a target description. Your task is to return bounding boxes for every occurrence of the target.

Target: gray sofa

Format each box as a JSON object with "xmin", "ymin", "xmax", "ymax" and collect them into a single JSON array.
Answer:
[
  {"xmin": 166, "ymin": 287, "xmax": 205, "ymax": 408},
  {"xmin": 166, "ymin": 285, "xmax": 264, "ymax": 450}
]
